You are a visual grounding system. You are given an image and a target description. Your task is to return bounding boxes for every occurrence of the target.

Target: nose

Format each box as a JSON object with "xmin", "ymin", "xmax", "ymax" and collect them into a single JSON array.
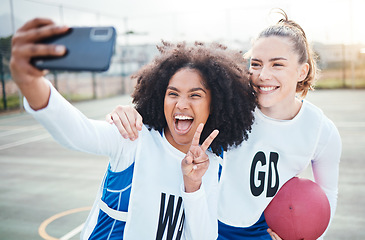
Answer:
[
  {"xmin": 176, "ymin": 97, "xmax": 189, "ymax": 110},
  {"xmin": 259, "ymin": 66, "xmax": 272, "ymax": 81}
]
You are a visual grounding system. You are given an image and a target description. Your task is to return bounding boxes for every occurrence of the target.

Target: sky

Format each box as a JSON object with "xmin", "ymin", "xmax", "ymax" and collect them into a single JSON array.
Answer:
[{"xmin": 1, "ymin": 0, "xmax": 365, "ymax": 47}]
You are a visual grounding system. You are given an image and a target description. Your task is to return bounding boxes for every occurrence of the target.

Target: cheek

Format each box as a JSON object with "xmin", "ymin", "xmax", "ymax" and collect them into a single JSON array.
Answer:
[
  {"xmin": 250, "ymin": 70, "xmax": 260, "ymax": 80},
  {"xmin": 163, "ymin": 99, "xmax": 174, "ymax": 120},
  {"xmin": 197, "ymin": 101, "xmax": 211, "ymax": 121},
  {"xmin": 283, "ymin": 71, "xmax": 300, "ymax": 86}
]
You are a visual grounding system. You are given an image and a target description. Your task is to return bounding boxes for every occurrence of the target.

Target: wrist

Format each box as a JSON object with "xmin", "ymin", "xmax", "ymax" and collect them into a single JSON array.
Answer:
[
  {"xmin": 20, "ymin": 77, "xmax": 51, "ymax": 110},
  {"xmin": 183, "ymin": 175, "xmax": 202, "ymax": 193}
]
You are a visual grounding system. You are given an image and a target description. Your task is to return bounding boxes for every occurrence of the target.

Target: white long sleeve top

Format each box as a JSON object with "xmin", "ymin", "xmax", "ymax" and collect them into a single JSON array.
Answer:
[{"xmin": 24, "ymin": 80, "xmax": 219, "ymax": 240}]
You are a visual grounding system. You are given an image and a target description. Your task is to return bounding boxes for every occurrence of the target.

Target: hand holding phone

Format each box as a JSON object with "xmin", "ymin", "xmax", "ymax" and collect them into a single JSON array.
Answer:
[{"xmin": 32, "ymin": 26, "xmax": 116, "ymax": 72}]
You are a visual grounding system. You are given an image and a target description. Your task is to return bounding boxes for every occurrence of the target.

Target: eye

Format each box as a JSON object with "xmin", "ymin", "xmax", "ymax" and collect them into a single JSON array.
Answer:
[
  {"xmin": 167, "ymin": 91, "xmax": 178, "ymax": 97},
  {"xmin": 190, "ymin": 93, "xmax": 202, "ymax": 98},
  {"xmin": 250, "ymin": 61, "xmax": 262, "ymax": 68},
  {"xmin": 250, "ymin": 62, "xmax": 260, "ymax": 67},
  {"xmin": 273, "ymin": 62, "xmax": 284, "ymax": 67}
]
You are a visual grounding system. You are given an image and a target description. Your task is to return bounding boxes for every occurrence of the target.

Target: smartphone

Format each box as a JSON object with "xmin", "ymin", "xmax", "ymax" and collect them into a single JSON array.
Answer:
[{"xmin": 32, "ymin": 26, "xmax": 116, "ymax": 72}]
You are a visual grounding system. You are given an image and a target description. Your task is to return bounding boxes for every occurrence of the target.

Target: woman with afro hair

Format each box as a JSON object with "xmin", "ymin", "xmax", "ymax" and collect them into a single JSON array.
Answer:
[
  {"xmin": 10, "ymin": 18, "xmax": 257, "ymax": 240},
  {"xmin": 126, "ymin": 40, "xmax": 256, "ymax": 156}
]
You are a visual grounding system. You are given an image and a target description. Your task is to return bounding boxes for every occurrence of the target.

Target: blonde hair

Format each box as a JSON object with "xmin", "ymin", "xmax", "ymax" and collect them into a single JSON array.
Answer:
[{"xmin": 254, "ymin": 9, "xmax": 319, "ymax": 98}]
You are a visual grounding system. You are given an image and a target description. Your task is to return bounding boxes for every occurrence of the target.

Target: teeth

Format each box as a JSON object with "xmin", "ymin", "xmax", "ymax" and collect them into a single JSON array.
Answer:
[
  {"xmin": 260, "ymin": 86, "xmax": 276, "ymax": 91},
  {"xmin": 175, "ymin": 115, "xmax": 193, "ymax": 120}
]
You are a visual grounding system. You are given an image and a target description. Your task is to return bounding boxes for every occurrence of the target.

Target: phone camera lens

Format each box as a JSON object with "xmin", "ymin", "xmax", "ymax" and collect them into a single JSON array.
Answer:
[{"xmin": 94, "ymin": 29, "xmax": 108, "ymax": 36}]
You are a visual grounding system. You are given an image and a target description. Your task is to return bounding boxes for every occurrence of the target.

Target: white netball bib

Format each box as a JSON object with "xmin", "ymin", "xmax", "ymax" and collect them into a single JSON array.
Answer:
[
  {"xmin": 124, "ymin": 126, "xmax": 218, "ymax": 239},
  {"xmin": 218, "ymin": 101, "xmax": 324, "ymax": 227}
]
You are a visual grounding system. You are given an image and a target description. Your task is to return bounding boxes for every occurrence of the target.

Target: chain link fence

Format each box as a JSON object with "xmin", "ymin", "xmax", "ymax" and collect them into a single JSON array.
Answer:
[
  {"xmin": 1, "ymin": 0, "xmax": 365, "ymax": 112},
  {"xmin": 0, "ymin": 35, "xmax": 158, "ymax": 112}
]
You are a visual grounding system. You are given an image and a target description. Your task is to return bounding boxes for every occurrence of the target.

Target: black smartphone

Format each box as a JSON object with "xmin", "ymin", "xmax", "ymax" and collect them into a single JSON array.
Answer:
[{"xmin": 32, "ymin": 26, "xmax": 116, "ymax": 72}]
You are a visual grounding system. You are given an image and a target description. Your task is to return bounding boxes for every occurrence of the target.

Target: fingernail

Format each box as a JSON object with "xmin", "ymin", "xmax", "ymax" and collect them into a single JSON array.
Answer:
[
  {"xmin": 58, "ymin": 25, "xmax": 69, "ymax": 30},
  {"xmin": 55, "ymin": 45, "xmax": 66, "ymax": 54}
]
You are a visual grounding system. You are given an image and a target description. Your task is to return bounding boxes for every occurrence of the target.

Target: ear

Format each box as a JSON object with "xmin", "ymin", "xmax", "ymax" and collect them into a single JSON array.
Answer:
[{"xmin": 298, "ymin": 63, "xmax": 309, "ymax": 82}]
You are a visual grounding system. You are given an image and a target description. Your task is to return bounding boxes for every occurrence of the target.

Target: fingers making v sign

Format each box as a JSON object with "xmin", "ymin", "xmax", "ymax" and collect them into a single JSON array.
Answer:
[{"xmin": 182, "ymin": 123, "xmax": 219, "ymax": 193}]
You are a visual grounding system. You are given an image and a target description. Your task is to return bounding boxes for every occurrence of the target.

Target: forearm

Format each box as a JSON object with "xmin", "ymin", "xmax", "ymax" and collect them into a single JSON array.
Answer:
[
  {"xmin": 311, "ymin": 122, "xmax": 342, "ymax": 238},
  {"xmin": 24, "ymin": 79, "xmax": 119, "ymax": 155},
  {"xmin": 312, "ymin": 126, "xmax": 341, "ymax": 218},
  {"xmin": 181, "ymin": 182, "xmax": 218, "ymax": 240}
]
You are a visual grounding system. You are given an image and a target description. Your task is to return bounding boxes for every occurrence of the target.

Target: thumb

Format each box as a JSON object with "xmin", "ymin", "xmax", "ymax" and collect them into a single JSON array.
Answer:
[
  {"xmin": 105, "ymin": 113, "xmax": 113, "ymax": 124},
  {"xmin": 136, "ymin": 115, "xmax": 143, "ymax": 131},
  {"xmin": 184, "ymin": 153, "xmax": 193, "ymax": 166}
]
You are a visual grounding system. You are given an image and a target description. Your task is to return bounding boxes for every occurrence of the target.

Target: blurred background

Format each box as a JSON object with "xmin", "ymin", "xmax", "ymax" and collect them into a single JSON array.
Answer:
[
  {"xmin": 1, "ymin": 0, "xmax": 365, "ymax": 111},
  {"xmin": 1, "ymin": 1, "xmax": 365, "ymax": 239}
]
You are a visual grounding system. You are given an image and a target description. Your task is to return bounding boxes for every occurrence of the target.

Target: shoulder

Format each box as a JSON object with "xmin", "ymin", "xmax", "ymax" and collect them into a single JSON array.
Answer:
[
  {"xmin": 303, "ymin": 100, "xmax": 339, "ymax": 136},
  {"xmin": 301, "ymin": 100, "xmax": 324, "ymax": 120},
  {"xmin": 303, "ymin": 101, "xmax": 342, "ymax": 160},
  {"xmin": 140, "ymin": 124, "xmax": 162, "ymax": 139},
  {"xmin": 206, "ymin": 150, "xmax": 222, "ymax": 166}
]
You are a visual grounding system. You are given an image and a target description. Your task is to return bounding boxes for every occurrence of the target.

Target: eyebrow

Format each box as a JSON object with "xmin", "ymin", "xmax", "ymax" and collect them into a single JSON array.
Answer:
[
  {"xmin": 251, "ymin": 57, "xmax": 288, "ymax": 63},
  {"xmin": 167, "ymin": 86, "xmax": 207, "ymax": 93}
]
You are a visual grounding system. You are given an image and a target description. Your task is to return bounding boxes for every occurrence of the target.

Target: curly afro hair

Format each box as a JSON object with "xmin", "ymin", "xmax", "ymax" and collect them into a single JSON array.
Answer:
[{"xmin": 132, "ymin": 41, "xmax": 257, "ymax": 156}]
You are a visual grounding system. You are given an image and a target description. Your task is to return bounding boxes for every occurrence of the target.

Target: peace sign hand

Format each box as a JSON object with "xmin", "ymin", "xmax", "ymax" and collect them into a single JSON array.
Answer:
[{"xmin": 181, "ymin": 123, "xmax": 219, "ymax": 193}]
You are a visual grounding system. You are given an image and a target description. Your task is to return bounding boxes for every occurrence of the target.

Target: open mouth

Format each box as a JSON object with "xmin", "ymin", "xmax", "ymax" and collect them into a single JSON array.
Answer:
[{"xmin": 174, "ymin": 114, "xmax": 194, "ymax": 135}]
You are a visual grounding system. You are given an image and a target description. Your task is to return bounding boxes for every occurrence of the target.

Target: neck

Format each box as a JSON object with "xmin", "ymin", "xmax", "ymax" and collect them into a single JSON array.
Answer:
[
  {"xmin": 164, "ymin": 128, "xmax": 190, "ymax": 154},
  {"xmin": 260, "ymin": 98, "xmax": 303, "ymax": 120}
]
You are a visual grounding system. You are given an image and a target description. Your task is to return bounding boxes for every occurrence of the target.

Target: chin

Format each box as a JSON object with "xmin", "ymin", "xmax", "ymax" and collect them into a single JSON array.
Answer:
[
  {"xmin": 175, "ymin": 136, "xmax": 192, "ymax": 146},
  {"xmin": 258, "ymin": 96, "xmax": 275, "ymax": 108},
  {"xmin": 172, "ymin": 133, "xmax": 193, "ymax": 147}
]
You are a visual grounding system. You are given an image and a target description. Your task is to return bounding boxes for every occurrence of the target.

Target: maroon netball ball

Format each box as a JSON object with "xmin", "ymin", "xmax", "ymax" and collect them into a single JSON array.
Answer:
[{"xmin": 264, "ymin": 177, "xmax": 331, "ymax": 240}]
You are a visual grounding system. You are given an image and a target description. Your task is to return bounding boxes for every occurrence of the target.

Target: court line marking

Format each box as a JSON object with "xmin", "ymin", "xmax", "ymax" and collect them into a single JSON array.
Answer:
[
  {"xmin": 39, "ymin": 206, "xmax": 91, "ymax": 240},
  {"xmin": 0, "ymin": 134, "xmax": 50, "ymax": 151},
  {"xmin": 60, "ymin": 223, "xmax": 85, "ymax": 240},
  {"xmin": 0, "ymin": 125, "xmax": 43, "ymax": 137},
  {"xmin": 336, "ymin": 122, "xmax": 365, "ymax": 128}
]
